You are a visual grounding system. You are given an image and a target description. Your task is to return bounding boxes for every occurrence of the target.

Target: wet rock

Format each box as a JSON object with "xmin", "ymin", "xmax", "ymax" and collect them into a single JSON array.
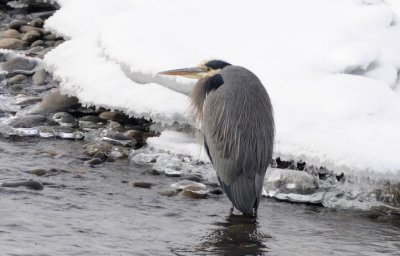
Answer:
[
  {"xmin": 133, "ymin": 181, "xmax": 154, "ymax": 189},
  {"xmin": 0, "ymin": 38, "xmax": 24, "ymax": 50},
  {"xmin": 19, "ymin": 25, "xmax": 43, "ymax": 34},
  {"xmin": 171, "ymin": 180, "xmax": 207, "ymax": 191},
  {"xmin": 54, "ymin": 40, "xmax": 64, "ymax": 47},
  {"xmin": 265, "ymin": 168, "xmax": 319, "ymax": 195},
  {"xmin": 29, "ymin": 18, "xmax": 44, "ymax": 28},
  {"xmin": 54, "ymin": 126, "xmax": 84, "ymax": 139},
  {"xmin": 83, "ymin": 142, "xmax": 112, "ymax": 157},
  {"xmin": 37, "ymin": 47, "xmax": 53, "ymax": 59},
  {"xmin": 8, "ymin": 114, "xmax": 46, "ymax": 128},
  {"xmin": 32, "ymin": 68, "xmax": 47, "ymax": 85},
  {"xmin": 153, "ymin": 155, "xmax": 183, "ymax": 176},
  {"xmin": 86, "ymin": 158, "xmax": 103, "ymax": 166},
  {"xmin": 31, "ymin": 39, "xmax": 45, "ymax": 47},
  {"xmin": 209, "ymin": 188, "xmax": 224, "ymax": 195},
  {"xmin": 35, "ymin": 89, "xmax": 80, "ymax": 113},
  {"xmin": 336, "ymin": 172, "xmax": 345, "ymax": 182},
  {"xmin": 124, "ymin": 129, "xmax": 143, "ymax": 139},
  {"xmin": 182, "ymin": 185, "xmax": 208, "ymax": 199},
  {"xmin": 52, "ymin": 112, "xmax": 76, "ymax": 127},
  {"xmin": 2, "ymin": 56, "xmax": 35, "ymax": 73},
  {"xmin": 37, "ymin": 126, "xmax": 55, "ymax": 138},
  {"xmin": 8, "ymin": 20, "xmax": 26, "ymax": 30},
  {"xmin": 43, "ymin": 33, "xmax": 59, "ymax": 41},
  {"xmin": 26, "ymin": 45, "xmax": 45, "ymax": 55},
  {"xmin": 297, "ymin": 161, "xmax": 307, "ymax": 171},
  {"xmin": 98, "ymin": 111, "xmax": 131, "ymax": 124},
  {"xmin": 28, "ymin": 169, "xmax": 48, "ymax": 176},
  {"xmin": 8, "ymin": 74, "xmax": 26, "ymax": 84},
  {"xmin": 130, "ymin": 152, "xmax": 168, "ymax": 165},
  {"xmin": 159, "ymin": 189, "xmax": 179, "ymax": 197},
  {"xmin": 110, "ymin": 146, "xmax": 129, "ymax": 159},
  {"xmin": 101, "ymin": 131, "xmax": 135, "ymax": 147},
  {"xmin": 2, "ymin": 29, "xmax": 21, "ymax": 39},
  {"xmin": 14, "ymin": 95, "xmax": 42, "ymax": 106},
  {"xmin": 21, "ymin": 30, "xmax": 41, "ymax": 44},
  {"xmin": 1, "ymin": 180, "xmax": 43, "ymax": 190},
  {"xmin": 44, "ymin": 40, "xmax": 55, "ymax": 47},
  {"xmin": 184, "ymin": 175, "xmax": 203, "ymax": 183}
]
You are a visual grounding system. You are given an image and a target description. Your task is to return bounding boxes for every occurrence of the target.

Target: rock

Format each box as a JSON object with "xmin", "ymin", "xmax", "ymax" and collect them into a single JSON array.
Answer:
[
  {"xmin": 38, "ymin": 126, "xmax": 55, "ymax": 138},
  {"xmin": 86, "ymin": 158, "xmax": 103, "ymax": 166},
  {"xmin": 265, "ymin": 168, "xmax": 319, "ymax": 195},
  {"xmin": 170, "ymin": 180, "xmax": 207, "ymax": 191},
  {"xmin": 26, "ymin": 45, "xmax": 45, "ymax": 55},
  {"xmin": 209, "ymin": 188, "xmax": 224, "ymax": 195},
  {"xmin": 101, "ymin": 131, "xmax": 135, "ymax": 147},
  {"xmin": 182, "ymin": 185, "xmax": 208, "ymax": 199},
  {"xmin": 21, "ymin": 30, "xmax": 41, "ymax": 44},
  {"xmin": 54, "ymin": 40, "xmax": 64, "ymax": 47},
  {"xmin": 8, "ymin": 20, "xmax": 26, "ymax": 30},
  {"xmin": 14, "ymin": 95, "xmax": 42, "ymax": 106},
  {"xmin": 153, "ymin": 155, "xmax": 183, "ymax": 176},
  {"xmin": 45, "ymin": 40, "xmax": 55, "ymax": 47},
  {"xmin": 37, "ymin": 47, "xmax": 54, "ymax": 59},
  {"xmin": 124, "ymin": 129, "xmax": 143, "ymax": 140},
  {"xmin": 43, "ymin": 33, "xmax": 59, "ymax": 41},
  {"xmin": 184, "ymin": 175, "xmax": 203, "ymax": 183},
  {"xmin": 31, "ymin": 40, "xmax": 45, "ymax": 47},
  {"xmin": 8, "ymin": 74, "xmax": 26, "ymax": 84},
  {"xmin": 83, "ymin": 142, "xmax": 112, "ymax": 157},
  {"xmin": 1, "ymin": 180, "xmax": 43, "ymax": 190},
  {"xmin": 2, "ymin": 29, "xmax": 21, "ymax": 39},
  {"xmin": 131, "ymin": 153, "xmax": 168, "ymax": 165},
  {"xmin": 52, "ymin": 112, "xmax": 76, "ymax": 127},
  {"xmin": 2, "ymin": 57, "xmax": 36, "ymax": 73},
  {"xmin": 110, "ymin": 146, "xmax": 129, "ymax": 159},
  {"xmin": 29, "ymin": 18, "xmax": 44, "ymax": 28},
  {"xmin": 79, "ymin": 115, "xmax": 104, "ymax": 123},
  {"xmin": 28, "ymin": 169, "xmax": 48, "ymax": 176},
  {"xmin": 133, "ymin": 181, "xmax": 154, "ymax": 189},
  {"xmin": 54, "ymin": 126, "xmax": 84, "ymax": 140},
  {"xmin": 276, "ymin": 157, "xmax": 293, "ymax": 169},
  {"xmin": 32, "ymin": 68, "xmax": 47, "ymax": 85},
  {"xmin": 158, "ymin": 190, "xmax": 179, "ymax": 197},
  {"xmin": 8, "ymin": 115, "xmax": 46, "ymax": 128},
  {"xmin": 0, "ymin": 38, "xmax": 24, "ymax": 50},
  {"xmin": 19, "ymin": 25, "xmax": 43, "ymax": 35},
  {"xmin": 35, "ymin": 89, "xmax": 80, "ymax": 113}
]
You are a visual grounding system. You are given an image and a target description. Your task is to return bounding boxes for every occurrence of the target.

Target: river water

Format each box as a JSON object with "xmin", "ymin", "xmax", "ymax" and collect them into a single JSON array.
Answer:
[{"xmin": 1, "ymin": 138, "xmax": 399, "ymax": 256}]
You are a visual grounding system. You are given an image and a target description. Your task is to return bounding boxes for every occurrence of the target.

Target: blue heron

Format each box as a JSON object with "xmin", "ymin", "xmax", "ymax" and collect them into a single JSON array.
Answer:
[{"xmin": 159, "ymin": 60, "xmax": 274, "ymax": 216}]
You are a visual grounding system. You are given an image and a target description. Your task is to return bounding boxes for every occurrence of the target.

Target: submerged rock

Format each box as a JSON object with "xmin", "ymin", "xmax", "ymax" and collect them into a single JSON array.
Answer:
[
  {"xmin": 52, "ymin": 112, "xmax": 76, "ymax": 127},
  {"xmin": 83, "ymin": 142, "xmax": 112, "ymax": 157},
  {"xmin": 133, "ymin": 181, "xmax": 154, "ymax": 189},
  {"xmin": 170, "ymin": 180, "xmax": 207, "ymax": 191},
  {"xmin": 8, "ymin": 114, "xmax": 46, "ymax": 128},
  {"xmin": 265, "ymin": 168, "xmax": 319, "ymax": 195},
  {"xmin": 153, "ymin": 155, "xmax": 183, "ymax": 176},
  {"xmin": 28, "ymin": 169, "xmax": 48, "ymax": 176},
  {"xmin": 1, "ymin": 180, "xmax": 43, "ymax": 190},
  {"xmin": 182, "ymin": 185, "xmax": 208, "ymax": 199},
  {"xmin": 2, "ymin": 56, "xmax": 35, "ymax": 72}
]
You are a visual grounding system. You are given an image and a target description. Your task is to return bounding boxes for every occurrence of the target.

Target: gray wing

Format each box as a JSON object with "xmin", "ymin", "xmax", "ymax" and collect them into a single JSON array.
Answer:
[{"xmin": 203, "ymin": 66, "xmax": 274, "ymax": 214}]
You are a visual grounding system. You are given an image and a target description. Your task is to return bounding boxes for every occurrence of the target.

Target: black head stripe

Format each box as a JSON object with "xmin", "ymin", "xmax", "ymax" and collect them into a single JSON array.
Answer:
[
  {"xmin": 205, "ymin": 74, "xmax": 224, "ymax": 95},
  {"xmin": 204, "ymin": 60, "xmax": 231, "ymax": 70}
]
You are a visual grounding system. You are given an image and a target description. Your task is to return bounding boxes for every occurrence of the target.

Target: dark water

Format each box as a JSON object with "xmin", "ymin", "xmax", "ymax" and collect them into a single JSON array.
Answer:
[{"xmin": 1, "ymin": 138, "xmax": 399, "ymax": 256}]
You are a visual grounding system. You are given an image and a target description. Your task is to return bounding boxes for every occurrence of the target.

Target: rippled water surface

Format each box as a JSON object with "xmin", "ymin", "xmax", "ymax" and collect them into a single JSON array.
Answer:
[{"xmin": 1, "ymin": 138, "xmax": 400, "ymax": 256}]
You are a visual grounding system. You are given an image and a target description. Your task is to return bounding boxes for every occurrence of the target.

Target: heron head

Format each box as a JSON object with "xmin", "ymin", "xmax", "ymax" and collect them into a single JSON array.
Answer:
[{"xmin": 158, "ymin": 59, "xmax": 231, "ymax": 79}]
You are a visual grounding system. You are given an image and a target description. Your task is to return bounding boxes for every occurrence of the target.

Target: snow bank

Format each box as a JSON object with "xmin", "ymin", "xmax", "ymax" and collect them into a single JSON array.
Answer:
[{"xmin": 45, "ymin": 0, "xmax": 400, "ymax": 176}]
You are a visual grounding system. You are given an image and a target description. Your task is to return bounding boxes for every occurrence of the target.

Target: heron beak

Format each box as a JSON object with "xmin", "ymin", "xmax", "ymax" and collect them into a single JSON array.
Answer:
[{"xmin": 158, "ymin": 67, "xmax": 205, "ymax": 79}]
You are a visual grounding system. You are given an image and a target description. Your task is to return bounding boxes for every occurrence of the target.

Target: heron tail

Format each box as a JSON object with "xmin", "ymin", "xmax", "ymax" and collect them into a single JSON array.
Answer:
[{"xmin": 217, "ymin": 173, "xmax": 259, "ymax": 216}]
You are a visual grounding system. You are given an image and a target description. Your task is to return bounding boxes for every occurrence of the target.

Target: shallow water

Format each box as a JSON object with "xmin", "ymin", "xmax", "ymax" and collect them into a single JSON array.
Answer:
[{"xmin": 1, "ymin": 138, "xmax": 400, "ymax": 256}]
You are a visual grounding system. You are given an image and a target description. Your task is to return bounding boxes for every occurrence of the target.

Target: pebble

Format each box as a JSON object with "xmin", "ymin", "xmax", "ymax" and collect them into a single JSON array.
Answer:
[
  {"xmin": 158, "ymin": 190, "xmax": 179, "ymax": 197},
  {"xmin": 1, "ymin": 180, "xmax": 43, "ymax": 190},
  {"xmin": 28, "ymin": 169, "xmax": 48, "ymax": 176},
  {"xmin": 2, "ymin": 29, "xmax": 21, "ymax": 39},
  {"xmin": 19, "ymin": 25, "xmax": 43, "ymax": 35},
  {"xmin": 52, "ymin": 112, "xmax": 76, "ymax": 127},
  {"xmin": 8, "ymin": 74, "xmax": 26, "ymax": 84},
  {"xmin": 21, "ymin": 30, "xmax": 41, "ymax": 44},
  {"xmin": 170, "ymin": 180, "xmax": 207, "ymax": 191},
  {"xmin": 86, "ymin": 158, "xmax": 103, "ymax": 166},
  {"xmin": 83, "ymin": 142, "xmax": 112, "ymax": 157},
  {"xmin": 31, "ymin": 39, "xmax": 45, "ymax": 47},
  {"xmin": 38, "ymin": 126, "xmax": 55, "ymax": 138},
  {"xmin": 8, "ymin": 115, "xmax": 46, "ymax": 128},
  {"xmin": 32, "ymin": 68, "xmax": 47, "ymax": 85},
  {"xmin": 182, "ymin": 185, "xmax": 208, "ymax": 199},
  {"xmin": 14, "ymin": 95, "xmax": 42, "ymax": 106},
  {"xmin": 0, "ymin": 38, "xmax": 24, "ymax": 50},
  {"xmin": 2, "ymin": 56, "xmax": 36, "ymax": 73},
  {"xmin": 29, "ymin": 18, "xmax": 44, "ymax": 28},
  {"xmin": 133, "ymin": 181, "xmax": 154, "ymax": 189},
  {"xmin": 8, "ymin": 20, "xmax": 26, "ymax": 30},
  {"xmin": 35, "ymin": 89, "xmax": 80, "ymax": 113}
]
